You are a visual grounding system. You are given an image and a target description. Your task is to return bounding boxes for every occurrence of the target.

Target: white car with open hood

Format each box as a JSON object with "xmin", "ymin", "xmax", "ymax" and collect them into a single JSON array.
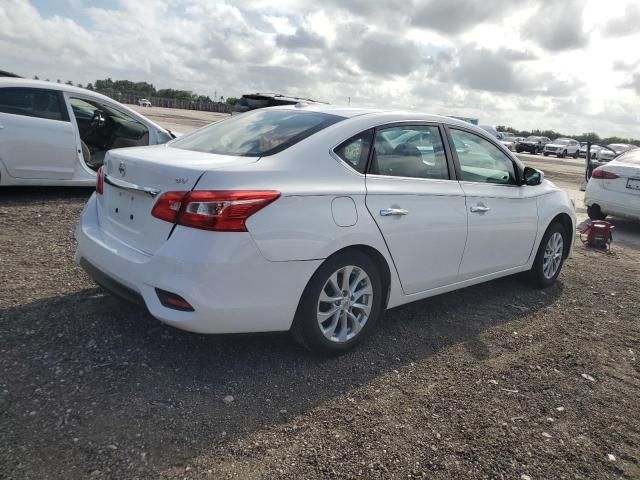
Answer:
[
  {"xmin": 0, "ymin": 78, "xmax": 175, "ymax": 186},
  {"xmin": 75, "ymin": 105, "xmax": 576, "ymax": 354},
  {"xmin": 585, "ymin": 149, "xmax": 640, "ymax": 220}
]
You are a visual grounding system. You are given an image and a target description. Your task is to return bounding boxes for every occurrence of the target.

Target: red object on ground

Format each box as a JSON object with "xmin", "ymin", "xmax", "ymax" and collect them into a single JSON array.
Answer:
[{"xmin": 580, "ymin": 220, "xmax": 613, "ymax": 250}]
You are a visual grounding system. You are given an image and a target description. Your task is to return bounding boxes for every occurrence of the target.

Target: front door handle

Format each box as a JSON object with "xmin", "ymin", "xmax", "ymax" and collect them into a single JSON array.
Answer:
[
  {"xmin": 380, "ymin": 208, "xmax": 409, "ymax": 216},
  {"xmin": 470, "ymin": 204, "xmax": 490, "ymax": 213}
]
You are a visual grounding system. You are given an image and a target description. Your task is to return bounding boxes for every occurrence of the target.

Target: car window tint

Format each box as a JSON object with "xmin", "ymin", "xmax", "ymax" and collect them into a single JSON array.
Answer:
[
  {"xmin": 0, "ymin": 88, "xmax": 68, "ymax": 121},
  {"xmin": 334, "ymin": 129, "xmax": 373, "ymax": 174},
  {"xmin": 370, "ymin": 125, "xmax": 449, "ymax": 180},
  {"xmin": 172, "ymin": 109, "xmax": 344, "ymax": 157},
  {"xmin": 450, "ymin": 129, "xmax": 517, "ymax": 185}
]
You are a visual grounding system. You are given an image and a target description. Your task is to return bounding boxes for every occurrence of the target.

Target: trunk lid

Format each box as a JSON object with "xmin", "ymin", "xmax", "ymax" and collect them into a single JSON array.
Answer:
[
  {"xmin": 601, "ymin": 161, "xmax": 640, "ymax": 197},
  {"xmin": 98, "ymin": 145, "xmax": 257, "ymax": 254}
]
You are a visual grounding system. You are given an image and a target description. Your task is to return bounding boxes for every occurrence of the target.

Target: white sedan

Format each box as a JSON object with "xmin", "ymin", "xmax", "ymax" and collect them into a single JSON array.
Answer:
[
  {"xmin": 75, "ymin": 105, "xmax": 575, "ymax": 354},
  {"xmin": 585, "ymin": 149, "xmax": 640, "ymax": 220},
  {"xmin": 0, "ymin": 78, "xmax": 174, "ymax": 186}
]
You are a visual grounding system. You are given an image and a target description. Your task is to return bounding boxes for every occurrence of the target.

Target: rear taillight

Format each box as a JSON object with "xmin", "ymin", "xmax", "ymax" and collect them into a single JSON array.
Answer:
[
  {"xmin": 151, "ymin": 190, "xmax": 280, "ymax": 232},
  {"xmin": 592, "ymin": 168, "xmax": 619, "ymax": 179},
  {"xmin": 96, "ymin": 166, "xmax": 104, "ymax": 194}
]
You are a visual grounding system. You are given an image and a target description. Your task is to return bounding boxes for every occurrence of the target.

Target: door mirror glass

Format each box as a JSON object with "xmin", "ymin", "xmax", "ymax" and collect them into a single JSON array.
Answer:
[{"xmin": 523, "ymin": 166, "xmax": 543, "ymax": 185}]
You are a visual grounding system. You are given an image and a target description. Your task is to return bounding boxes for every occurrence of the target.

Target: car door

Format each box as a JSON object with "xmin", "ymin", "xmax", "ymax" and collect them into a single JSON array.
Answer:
[
  {"xmin": 364, "ymin": 123, "xmax": 468, "ymax": 294},
  {"xmin": 446, "ymin": 127, "xmax": 539, "ymax": 279},
  {"xmin": 0, "ymin": 87, "xmax": 77, "ymax": 180}
]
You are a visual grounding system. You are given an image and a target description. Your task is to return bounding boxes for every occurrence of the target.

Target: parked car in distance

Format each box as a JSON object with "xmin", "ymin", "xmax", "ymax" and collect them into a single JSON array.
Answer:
[
  {"xmin": 543, "ymin": 138, "xmax": 580, "ymax": 158},
  {"xmin": 75, "ymin": 105, "xmax": 575, "ymax": 354},
  {"xmin": 499, "ymin": 133, "xmax": 517, "ymax": 151},
  {"xmin": 585, "ymin": 148, "xmax": 640, "ymax": 220},
  {"xmin": 137, "ymin": 98, "xmax": 152, "ymax": 107},
  {"xmin": 595, "ymin": 143, "xmax": 637, "ymax": 163},
  {"xmin": 231, "ymin": 93, "xmax": 324, "ymax": 114},
  {"xmin": 579, "ymin": 143, "xmax": 604, "ymax": 159},
  {"xmin": 517, "ymin": 136, "xmax": 551, "ymax": 154},
  {"xmin": 0, "ymin": 78, "xmax": 175, "ymax": 186}
]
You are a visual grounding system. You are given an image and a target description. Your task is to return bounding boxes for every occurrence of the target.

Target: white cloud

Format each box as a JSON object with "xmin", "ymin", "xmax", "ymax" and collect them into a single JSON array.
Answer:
[{"xmin": 1, "ymin": 0, "xmax": 640, "ymax": 137}]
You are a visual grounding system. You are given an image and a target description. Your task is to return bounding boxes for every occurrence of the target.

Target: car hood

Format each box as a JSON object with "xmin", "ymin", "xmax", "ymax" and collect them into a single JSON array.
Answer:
[{"xmin": 546, "ymin": 143, "xmax": 566, "ymax": 148}]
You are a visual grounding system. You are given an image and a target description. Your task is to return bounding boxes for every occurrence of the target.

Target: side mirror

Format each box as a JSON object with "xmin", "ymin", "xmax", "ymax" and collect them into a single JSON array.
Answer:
[{"xmin": 523, "ymin": 166, "xmax": 543, "ymax": 186}]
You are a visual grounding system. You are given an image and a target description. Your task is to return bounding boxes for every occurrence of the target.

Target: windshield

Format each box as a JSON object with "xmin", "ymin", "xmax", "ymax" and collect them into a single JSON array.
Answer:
[
  {"xmin": 171, "ymin": 109, "xmax": 344, "ymax": 157},
  {"xmin": 554, "ymin": 139, "xmax": 570, "ymax": 145},
  {"xmin": 526, "ymin": 136, "xmax": 539, "ymax": 141}
]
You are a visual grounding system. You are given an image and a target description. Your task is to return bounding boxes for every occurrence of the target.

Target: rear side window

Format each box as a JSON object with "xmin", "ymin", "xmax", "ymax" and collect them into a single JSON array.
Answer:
[
  {"xmin": 334, "ymin": 129, "xmax": 373, "ymax": 173},
  {"xmin": 0, "ymin": 88, "xmax": 68, "ymax": 121},
  {"xmin": 172, "ymin": 109, "xmax": 344, "ymax": 157},
  {"xmin": 370, "ymin": 125, "xmax": 450, "ymax": 180}
]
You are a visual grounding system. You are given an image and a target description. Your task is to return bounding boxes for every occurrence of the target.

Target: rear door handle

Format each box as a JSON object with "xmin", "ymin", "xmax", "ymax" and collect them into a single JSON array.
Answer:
[
  {"xmin": 380, "ymin": 208, "xmax": 409, "ymax": 216},
  {"xmin": 470, "ymin": 204, "xmax": 490, "ymax": 213}
]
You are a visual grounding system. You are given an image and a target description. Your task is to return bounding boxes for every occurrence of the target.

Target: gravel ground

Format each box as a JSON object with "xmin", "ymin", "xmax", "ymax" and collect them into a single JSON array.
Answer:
[{"xmin": 1, "ymin": 181, "xmax": 639, "ymax": 479}]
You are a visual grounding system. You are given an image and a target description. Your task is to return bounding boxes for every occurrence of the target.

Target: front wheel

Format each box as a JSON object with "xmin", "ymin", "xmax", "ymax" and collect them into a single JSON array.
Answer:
[
  {"xmin": 529, "ymin": 223, "xmax": 567, "ymax": 288},
  {"xmin": 573, "ymin": 149, "xmax": 579, "ymax": 158},
  {"xmin": 559, "ymin": 150, "xmax": 566, "ymax": 158},
  {"xmin": 291, "ymin": 251, "xmax": 384, "ymax": 355}
]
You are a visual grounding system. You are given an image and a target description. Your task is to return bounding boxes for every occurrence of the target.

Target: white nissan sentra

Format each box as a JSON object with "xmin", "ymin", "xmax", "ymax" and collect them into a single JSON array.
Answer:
[{"xmin": 75, "ymin": 105, "xmax": 575, "ymax": 354}]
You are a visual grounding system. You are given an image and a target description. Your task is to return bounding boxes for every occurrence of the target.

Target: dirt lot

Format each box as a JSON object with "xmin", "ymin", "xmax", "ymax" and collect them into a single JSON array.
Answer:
[{"xmin": 1, "ymin": 154, "xmax": 640, "ymax": 479}]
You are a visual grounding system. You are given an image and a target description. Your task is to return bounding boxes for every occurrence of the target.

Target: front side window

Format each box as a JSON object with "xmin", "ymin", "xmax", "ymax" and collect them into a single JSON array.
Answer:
[
  {"xmin": 334, "ymin": 129, "xmax": 373, "ymax": 173},
  {"xmin": 172, "ymin": 109, "xmax": 344, "ymax": 157},
  {"xmin": 370, "ymin": 125, "xmax": 449, "ymax": 180},
  {"xmin": 450, "ymin": 129, "xmax": 517, "ymax": 185},
  {"xmin": 0, "ymin": 88, "xmax": 68, "ymax": 121}
]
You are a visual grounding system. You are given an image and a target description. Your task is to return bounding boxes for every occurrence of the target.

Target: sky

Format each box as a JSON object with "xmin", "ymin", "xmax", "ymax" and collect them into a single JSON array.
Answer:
[{"xmin": 1, "ymin": 0, "xmax": 640, "ymax": 138}]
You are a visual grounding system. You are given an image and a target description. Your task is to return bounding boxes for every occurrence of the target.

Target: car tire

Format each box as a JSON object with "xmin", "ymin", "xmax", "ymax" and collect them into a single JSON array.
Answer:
[
  {"xmin": 559, "ymin": 150, "xmax": 566, "ymax": 158},
  {"xmin": 291, "ymin": 250, "xmax": 384, "ymax": 355},
  {"xmin": 529, "ymin": 222, "xmax": 567, "ymax": 288},
  {"xmin": 573, "ymin": 150, "xmax": 579, "ymax": 158},
  {"xmin": 587, "ymin": 204, "xmax": 607, "ymax": 221}
]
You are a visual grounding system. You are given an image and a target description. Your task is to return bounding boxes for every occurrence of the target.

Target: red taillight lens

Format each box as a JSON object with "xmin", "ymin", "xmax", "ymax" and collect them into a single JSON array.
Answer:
[
  {"xmin": 592, "ymin": 168, "xmax": 619, "ymax": 179},
  {"xmin": 96, "ymin": 166, "xmax": 104, "ymax": 194},
  {"xmin": 151, "ymin": 190, "xmax": 280, "ymax": 232},
  {"xmin": 150, "ymin": 191, "xmax": 187, "ymax": 223}
]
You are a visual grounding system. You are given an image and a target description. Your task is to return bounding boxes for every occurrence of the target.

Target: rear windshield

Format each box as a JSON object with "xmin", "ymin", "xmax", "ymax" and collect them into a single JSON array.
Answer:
[{"xmin": 171, "ymin": 109, "xmax": 344, "ymax": 157}]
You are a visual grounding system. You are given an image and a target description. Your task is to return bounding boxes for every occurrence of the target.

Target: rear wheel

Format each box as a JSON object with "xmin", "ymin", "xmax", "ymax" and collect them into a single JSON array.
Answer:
[
  {"xmin": 291, "ymin": 251, "xmax": 383, "ymax": 355},
  {"xmin": 587, "ymin": 204, "xmax": 607, "ymax": 220},
  {"xmin": 529, "ymin": 223, "xmax": 567, "ymax": 288}
]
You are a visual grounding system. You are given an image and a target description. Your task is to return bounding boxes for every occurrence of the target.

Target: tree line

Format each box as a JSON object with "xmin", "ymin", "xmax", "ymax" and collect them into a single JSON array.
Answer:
[
  {"xmin": 32, "ymin": 76, "xmax": 238, "ymax": 106},
  {"xmin": 496, "ymin": 125, "xmax": 640, "ymax": 147}
]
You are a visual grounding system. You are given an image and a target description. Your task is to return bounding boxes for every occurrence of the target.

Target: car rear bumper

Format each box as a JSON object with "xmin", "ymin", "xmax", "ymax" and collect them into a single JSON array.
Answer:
[
  {"xmin": 75, "ymin": 194, "xmax": 322, "ymax": 334},
  {"xmin": 585, "ymin": 181, "xmax": 640, "ymax": 220}
]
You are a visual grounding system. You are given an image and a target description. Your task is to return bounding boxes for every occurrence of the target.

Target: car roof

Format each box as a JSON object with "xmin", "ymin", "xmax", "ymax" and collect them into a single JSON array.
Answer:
[{"xmin": 265, "ymin": 103, "xmax": 484, "ymax": 128}]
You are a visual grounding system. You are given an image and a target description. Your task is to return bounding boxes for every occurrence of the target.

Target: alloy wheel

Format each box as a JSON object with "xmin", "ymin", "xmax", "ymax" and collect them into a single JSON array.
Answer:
[
  {"xmin": 542, "ymin": 232, "xmax": 564, "ymax": 279},
  {"xmin": 317, "ymin": 265, "xmax": 373, "ymax": 343}
]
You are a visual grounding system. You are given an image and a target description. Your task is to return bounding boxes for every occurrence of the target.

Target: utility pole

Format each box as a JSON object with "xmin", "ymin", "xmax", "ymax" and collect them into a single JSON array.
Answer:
[{"xmin": 348, "ymin": 96, "xmax": 350, "ymax": 105}]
